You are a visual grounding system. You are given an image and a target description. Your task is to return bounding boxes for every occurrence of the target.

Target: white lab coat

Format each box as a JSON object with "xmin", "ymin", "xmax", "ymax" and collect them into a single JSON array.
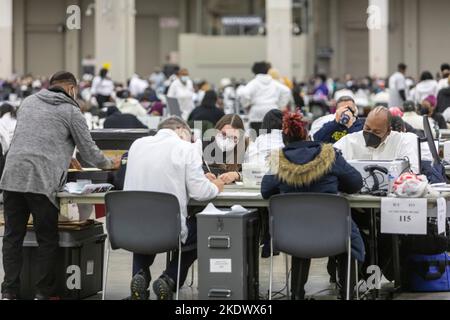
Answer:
[
  {"xmin": 245, "ymin": 130, "xmax": 284, "ymax": 166},
  {"xmin": 167, "ymin": 78, "xmax": 195, "ymax": 120},
  {"xmin": 0, "ymin": 113, "xmax": 17, "ymax": 154},
  {"xmin": 309, "ymin": 114, "xmax": 335, "ymax": 139},
  {"xmin": 91, "ymin": 76, "xmax": 114, "ymax": 97},
  {"xmin": 334, "ymin": 131, "xmax": 420, "ymax": 173},
  {"xmin": 239, "ymin": 74, "xmax": 292, "ymax": 123},
  {"xmin": 124, "ymin": 129, "xmax": 219, "ymax": 243},
  {"xmin": 414, "ymin": 80, "xmax": 439, "ymax": 104},
  {"xmin": 117, "ymin": 98, "xmax": 148, "ymax": 118},
  {"xmin": 129, "ymin": 76, "xmax": 149, "ymax": 98}
]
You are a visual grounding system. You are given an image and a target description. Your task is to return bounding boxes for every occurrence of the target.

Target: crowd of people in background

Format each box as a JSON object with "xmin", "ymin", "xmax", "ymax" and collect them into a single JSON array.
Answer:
[{"xmin": 1, "ymin": 59, "xmax": 450, "ymax": 300}]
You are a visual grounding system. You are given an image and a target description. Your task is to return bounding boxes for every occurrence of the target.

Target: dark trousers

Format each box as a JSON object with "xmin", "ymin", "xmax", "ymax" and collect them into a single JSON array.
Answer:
[
  {"xmin": 1, "ymin": 191, "xmax": 59, "ymax": 298},
  {"xmin": 291, "ymin": 254, "xmax": 356, "ymax": 300},
  {"xmin": 132, "ymin": 217, "xmax": 197, "ymax": 290}
]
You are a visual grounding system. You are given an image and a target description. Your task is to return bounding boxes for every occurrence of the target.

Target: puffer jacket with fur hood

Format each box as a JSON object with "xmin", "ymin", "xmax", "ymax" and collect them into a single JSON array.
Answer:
[{"xmin": 261, "ymin": 141, "xmax": 365, "ymax": 261}]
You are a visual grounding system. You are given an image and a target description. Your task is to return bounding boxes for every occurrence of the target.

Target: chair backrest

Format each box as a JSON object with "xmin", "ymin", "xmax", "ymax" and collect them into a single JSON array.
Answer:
[
  {"xmin": 105, "ymin": 191, "xmax": 181, "ymax": 255},
  {"xmin": 269, "ymin": 193, "xmax": 351, "ymax": 259}
]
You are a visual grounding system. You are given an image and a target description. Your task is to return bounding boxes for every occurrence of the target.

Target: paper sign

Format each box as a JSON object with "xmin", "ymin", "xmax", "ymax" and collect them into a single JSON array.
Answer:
[
  {"xmin": 437, "ymin": 198, "xmax": 447, "ymax": 235},
  {"xmin": 210, "ymin": 259, "xmax": 232, "ymax": 273},
  {"xmin": 381, "ymin": 198, "xmax": 427, "ymax": 235}
]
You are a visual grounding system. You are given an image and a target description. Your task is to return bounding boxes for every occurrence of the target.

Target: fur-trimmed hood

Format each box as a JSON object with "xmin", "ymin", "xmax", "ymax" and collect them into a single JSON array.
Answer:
[{"xmin": 269, "ymin": 141, "xmax": 336, "ymax": 187}]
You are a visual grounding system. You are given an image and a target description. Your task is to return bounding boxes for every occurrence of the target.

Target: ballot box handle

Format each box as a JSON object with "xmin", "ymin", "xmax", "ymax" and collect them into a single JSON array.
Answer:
[
  {"xmin": 208, "ymin": 236, "xmax": 231, "ymax": 249},
  {"xmin": 208, "ymin": 289, "xmax": 232, "ymax": 298}
]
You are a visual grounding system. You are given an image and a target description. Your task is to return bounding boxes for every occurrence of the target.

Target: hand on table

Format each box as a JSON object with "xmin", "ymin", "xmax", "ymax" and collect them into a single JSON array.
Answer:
[
  {"xmin": 110, "ymin": 156, "xmax": 122, "ymax": 170},
  {"xmin": 212, "ymin": 178, "xmax": 225, "ymax": 193},
  {"xmin": 69, "ymin": 158, "xmax": 83, "ymax": 171},
  {"xmin": 205, "ymin": 172, "xmax": 217, "ymax": 182},
  {"xmin": 219, "ymin": 172, "xmax": 240, "ymax": 185}
]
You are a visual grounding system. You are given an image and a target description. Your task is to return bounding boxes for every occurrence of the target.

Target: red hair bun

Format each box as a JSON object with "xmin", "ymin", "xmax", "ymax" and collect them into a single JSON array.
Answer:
[{"xmin": 282, "ymin": 111, "xmax": 308, "ymax": 140}]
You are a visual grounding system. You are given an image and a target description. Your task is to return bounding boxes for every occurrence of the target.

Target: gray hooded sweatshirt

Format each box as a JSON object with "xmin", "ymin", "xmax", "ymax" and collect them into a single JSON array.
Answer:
[{"xmin": 0, "ymin": 88, "xmax": 112, "ymax": 207}]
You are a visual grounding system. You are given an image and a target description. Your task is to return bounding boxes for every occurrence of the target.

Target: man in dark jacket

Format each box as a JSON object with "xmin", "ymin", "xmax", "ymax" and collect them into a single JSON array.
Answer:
[
  {"xmin": 314, "ymin": 96, "xmax": 364, "ymax": 143},
  {"xmin": 0, "ymin": 71, "xmax": 119, "ymax": 300},
  {"xmin": 103, "ymin": 106, "xmax": 147, "ymax": 129},
  {"xmin": 261, "ymin": 111, "xmax": 365, "ymax": 300}
]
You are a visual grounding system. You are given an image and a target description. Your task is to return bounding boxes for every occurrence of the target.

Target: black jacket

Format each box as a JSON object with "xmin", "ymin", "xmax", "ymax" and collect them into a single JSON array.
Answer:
[
  {"xmin": 104, "ymin": 113, "xmax": 147, "ymax": 129},
  {"xmin": 437, "ymin": 87, "xmax": 450, "ymax": 114}
]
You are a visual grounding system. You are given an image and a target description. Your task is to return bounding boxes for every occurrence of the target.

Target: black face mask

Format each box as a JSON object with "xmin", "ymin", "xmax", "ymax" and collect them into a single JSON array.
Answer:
[
  {"xmin": 363, "ymin": 131, "xmax": 383, "ymax": 149},
  {"xmin": 420, "ymin": 107, "xmax": 429, "ymax": 116}
]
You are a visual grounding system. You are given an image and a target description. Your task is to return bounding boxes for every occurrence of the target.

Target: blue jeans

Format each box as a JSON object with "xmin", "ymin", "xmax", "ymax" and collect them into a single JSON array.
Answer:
[{"xmin": 132, "ymin": 216, "xmax": 197, "ymax": 289}]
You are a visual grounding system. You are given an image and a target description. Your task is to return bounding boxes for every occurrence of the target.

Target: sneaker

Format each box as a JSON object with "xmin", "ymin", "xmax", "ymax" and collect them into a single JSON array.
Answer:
[
  {"xmin": 130, "ymin": 272, "xmax": 150, "ymax": 300},
  {"xmin": 152, "ymin": 276, "xmax": 175, "ymax": 300},
  {"xmin": 1, "ymin": 293, "xmax": 17, "ymax": 300}
]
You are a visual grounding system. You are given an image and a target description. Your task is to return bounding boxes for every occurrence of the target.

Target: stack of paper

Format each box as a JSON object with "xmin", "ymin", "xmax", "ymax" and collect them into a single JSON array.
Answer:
[
  {"xmin": 64, "ymin": 182, "xmax": 114, "ymax": 195},
  {"xmin": 199, "ymin": 203, "xmax": 249, "ymax": 215}
]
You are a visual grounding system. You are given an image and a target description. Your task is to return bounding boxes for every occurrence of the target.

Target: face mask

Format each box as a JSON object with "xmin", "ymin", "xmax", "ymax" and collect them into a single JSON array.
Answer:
[
  {"xmin": 180, "ymin": 76, "xmax": 189, "ymax": 84},
  {"xmin": 420, "ymin": 107, "xmax": 429, "ymax": 116},
  {"xmin": 363, "ymin": 131, "xmax": 383, "ymax": 149},
  {"xmin": 215, "ymin": 134, "xmax": 236, "ymax": 153}
]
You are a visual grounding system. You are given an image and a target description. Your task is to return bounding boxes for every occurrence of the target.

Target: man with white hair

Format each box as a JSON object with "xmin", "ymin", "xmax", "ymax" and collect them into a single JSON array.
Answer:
[{"xmin": 334, "ymin": 106, "xmax": 419, "ymax": 173}]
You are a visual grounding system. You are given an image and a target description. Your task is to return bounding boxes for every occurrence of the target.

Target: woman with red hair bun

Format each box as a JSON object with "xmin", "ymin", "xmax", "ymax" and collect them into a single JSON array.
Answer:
[{"xmin": 261, "ymin": 110, "xmax": 365, "ymax": 300}]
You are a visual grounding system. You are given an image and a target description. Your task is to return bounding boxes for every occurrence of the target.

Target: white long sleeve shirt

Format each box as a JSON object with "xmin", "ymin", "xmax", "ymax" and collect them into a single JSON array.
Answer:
[
  {"xmin": 239, "ymin": 74, "xmax": 292, "ymax": 123},
  {"xmin": 91, "ymin": 76, "xmax": 115, "ymax": 97},
  {"xmin": 124, "ymin": 129, "xmax": 219, "ymax": 243},
  {"xmin": 167, "ymin": 78, "xmax": 195, "ymax": 120},
  {"xmin": 333, "ymin": 131, "xmax": 420, "ymax": 173},
  {"xmin": 0, "ymin": 113, "xmax": 17, "ymax": 155}
]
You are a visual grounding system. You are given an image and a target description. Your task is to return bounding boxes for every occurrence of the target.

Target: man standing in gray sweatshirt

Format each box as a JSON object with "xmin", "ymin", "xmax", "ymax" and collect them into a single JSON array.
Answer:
[{"xmin": 0, "ymin": 71, "xmax": 119, "ymax": 300}]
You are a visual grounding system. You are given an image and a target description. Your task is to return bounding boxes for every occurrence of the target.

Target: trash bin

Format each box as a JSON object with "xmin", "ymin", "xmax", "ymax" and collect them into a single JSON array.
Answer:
[{"xmin": 20, "ymin": 222, "xmax": 106, "ymax": 300}]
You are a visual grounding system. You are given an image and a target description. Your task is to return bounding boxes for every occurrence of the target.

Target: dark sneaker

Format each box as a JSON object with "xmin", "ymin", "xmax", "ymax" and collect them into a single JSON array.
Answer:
[
  {"xmin": 130, "ymin": 272, "xmax": 150, "ymax": 300},
  {"xmin": 152, "ymin": 276, "xmax": 175, "ymax": 300},
  {"xmin": 1, "ymin": 293, "xmax": 17, "ymax": 300}
]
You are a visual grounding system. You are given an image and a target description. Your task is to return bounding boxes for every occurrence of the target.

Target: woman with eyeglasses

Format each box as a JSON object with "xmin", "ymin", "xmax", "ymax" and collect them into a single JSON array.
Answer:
[{"xmin": 203, "ymin": 114, "xmax": 249, "ymax": 185}]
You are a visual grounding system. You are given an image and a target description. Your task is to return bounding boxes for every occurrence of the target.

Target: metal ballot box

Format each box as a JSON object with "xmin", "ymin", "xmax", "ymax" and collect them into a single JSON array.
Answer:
[{"xmin": 197, "ymin": 209, "xmax": 260, "ymax": 300}]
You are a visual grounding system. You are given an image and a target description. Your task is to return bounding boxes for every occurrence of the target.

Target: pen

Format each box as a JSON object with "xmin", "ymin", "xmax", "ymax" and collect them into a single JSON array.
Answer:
[{"xmin": 204, "ymin": 159, "xmax": 212, "ymax": 173}]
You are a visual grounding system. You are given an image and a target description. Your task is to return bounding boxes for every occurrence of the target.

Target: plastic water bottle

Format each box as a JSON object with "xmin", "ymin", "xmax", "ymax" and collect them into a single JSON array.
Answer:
[{"xmin": 388, "ymin": 163, "xmax": 399, "ymax": 195}]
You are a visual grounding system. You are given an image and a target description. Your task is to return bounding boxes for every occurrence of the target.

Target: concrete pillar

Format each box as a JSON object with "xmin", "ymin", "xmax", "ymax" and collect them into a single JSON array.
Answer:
[
  {"xmin": 403, "ymin": 0, "xmax": 419, "ymax": 78},
  {"xmin": 329, "ymin": 0, "xmax": 339, "ymax": 78},
  {"xmin": 0, "ymin": 0, "xmax": 13, "ymax": 78},
  {"xmin": 65, "ymin": 0, "xmax": 81, "ymax": 77},
  {"xmin": 95, "ymin": 0, "xmax": 135, "ymax": 83},
  {"xmin": 13, "ymin": 0, "xmax": 26, "ymax": 75},
  {"xmin": 368, "ymin": 0, "xmax": 389, "ymax": 78},
  {"xmin": 266, "ymin": 0, "xmax": 293, "ymax": 79}
]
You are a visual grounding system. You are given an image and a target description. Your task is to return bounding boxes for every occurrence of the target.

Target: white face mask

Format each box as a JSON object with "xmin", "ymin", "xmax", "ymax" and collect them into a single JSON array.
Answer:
[
  {"xmin": 215, "ymin": 134, "xmax": 237, "ymax": 153},
  {"xmin": 180, "ymin": 76, "xmax": 189, "ymax": 84}
]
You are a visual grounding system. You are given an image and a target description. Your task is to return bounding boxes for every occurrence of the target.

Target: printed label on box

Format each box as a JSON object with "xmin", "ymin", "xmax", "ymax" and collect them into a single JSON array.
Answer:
[
  {"xmin": 86, "ymin": 260, "xmax": 94, "ymax": 275},
  {"xmin": 210, "ymin": 259, "xmax": 232, "ymax": 273}
]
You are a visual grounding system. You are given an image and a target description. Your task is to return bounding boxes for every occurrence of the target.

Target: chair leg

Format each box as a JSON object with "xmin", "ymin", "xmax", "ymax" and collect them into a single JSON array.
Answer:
[
  {"xmin": 176, "ymin": 238, "xmax": 182, "ymax": 300},
  {"xmin": 187, "ymin": 263, "xmax": 195, "ymax": 288},
  {"xmin": 285, "ymin": 254, "xmax": 290, "ymax": 299},
  {"xmin": 102, "ymin": 240, "xmax": 111, "ymax": 300},
  {"xmin": 346, "ymin": 238, "xmax": 351, "ymax": 301},
  {"xmin": 355, "ymin": 260, "xmax": 359, "ymax": 300},
  {"xmin": 269, "ymin": 237, "xmax": 274, "ymax": 300}
]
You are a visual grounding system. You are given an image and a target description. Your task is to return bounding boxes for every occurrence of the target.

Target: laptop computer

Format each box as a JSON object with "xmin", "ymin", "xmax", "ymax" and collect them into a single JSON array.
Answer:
[{"xmin": 347, "ymin": 159, "xmax": 409, "ymax": 194}]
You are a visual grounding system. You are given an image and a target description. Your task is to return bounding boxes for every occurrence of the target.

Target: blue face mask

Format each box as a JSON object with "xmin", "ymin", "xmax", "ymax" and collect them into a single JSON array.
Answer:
[{"xmin": 180, "ymin": 76, "xmax": 189, "ymax": 84}]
